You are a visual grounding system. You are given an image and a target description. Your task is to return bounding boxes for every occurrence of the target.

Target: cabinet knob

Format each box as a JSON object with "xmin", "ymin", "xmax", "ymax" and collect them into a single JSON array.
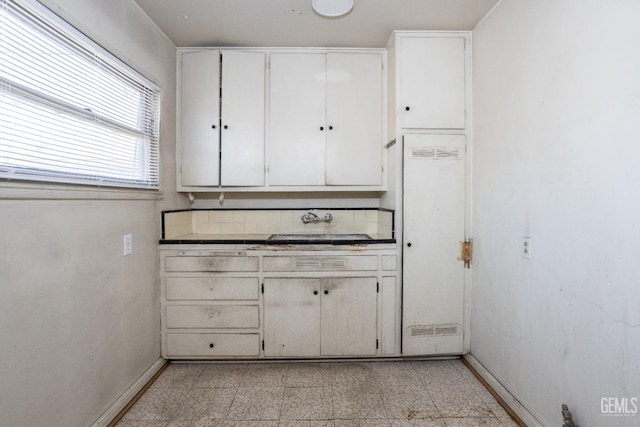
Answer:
[
  {"xmin": 320, "ymin": 126, "xmax": 324, "ymax": 131},
  {"xmin": 211, "ymin": 124, "xmax": 216, "ymax": 129},
  {"xmin": 324, "ymin": 290, "xmax": 329, "ymax": 295},
  {"xmin": 223, "ymin": 125, "xmax": 228, "ymax": 129},
  {"xmin": 407, "ymin": 242, "xmax": 412, "ymax": 247},
  {"xmin": 209, "ymin": 343, "xmax": 215, "ymax": 348},
  {"xmin": 313, "ymin": 290, "xmax": 318, "ymax": 295},
  {"xmin": 405, "ymin": 106, "xmax": 410, "ymax": 111},
  {"xmin": 328, "ymin": 125, "xmax": 333, "ymax": 130}
]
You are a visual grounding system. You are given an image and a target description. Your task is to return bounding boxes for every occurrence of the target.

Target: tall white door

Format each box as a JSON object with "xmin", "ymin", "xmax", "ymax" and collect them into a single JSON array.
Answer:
[
  {"xmin": 220, "ymin": 50, "xmax": 265, "ymax": 186},
  {"xmin": 403, "ymin": 134, "xmax": 466, "ymax": 355},
  {"xmin": 269, "ymin": 53, "xmax": 326, "ymax": 186},
  {"xmin": 180, "ymin": 50, "xmax": 220, "ymax": 186},
  {"xmin": 325, "ymin": 53, "xmax": 383, "ymax": 186}
]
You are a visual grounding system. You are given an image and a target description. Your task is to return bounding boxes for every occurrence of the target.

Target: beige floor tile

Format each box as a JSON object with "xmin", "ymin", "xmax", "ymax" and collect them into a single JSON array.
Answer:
[
  {"xmin": 155, "ymin": 363, "xmax": 205, "ymax": 389},
  {"xmin": 380, "ymin": 385, "xmax": 439, "ymax": 420},
  {"xmin": 177, "ymin": 387, "xmax": 236, "ymax": 421},
  {"xmin": 281, "ymin": 387, "xmax": 333, "ymax": 420},
  {"xmin": 226, "ymin": 386, "xmax": 284, "ymax": 421},
  {"xmin": 332, "ymin": 385, "xmax": 387, "ymax": 419},
  {"xmin": 286, "ymin": 363, "xmax": 333, "ymax": 387},
  {"xmin": 442, "ymin": 417, "xmax": 504, "ymax": 426},
  {"xmin": 240, "ymin": 364, "xmax": 289, "ymax": 387},
  {"xmin": 195, "ymin": 364, "xmax": 248, "ymax": 388}
]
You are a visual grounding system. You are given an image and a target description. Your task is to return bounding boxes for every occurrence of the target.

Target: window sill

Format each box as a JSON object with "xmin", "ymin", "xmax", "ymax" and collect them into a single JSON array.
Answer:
[{"xmin": 0, "ymin": 182, "xmax": 164, "ymax": 201}]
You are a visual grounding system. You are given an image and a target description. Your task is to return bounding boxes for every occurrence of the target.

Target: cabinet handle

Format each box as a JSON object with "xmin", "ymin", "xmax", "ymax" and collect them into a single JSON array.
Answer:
[
  {"xmin": 328, "ymin": 125, "xmax": 333, "ymax": 130},
  {"xmin": 320, "ymin": 126, "xmax": 324, "ymax": 131},
  {"xmin": 313, "ymin": 290, "xmax": 318, "ymax": 295},
  {"xmin": 405, "ymin": 106, "xmax": 410, "ymax": 111},
  {"xmin": 223, "ymin": 125, "xmax": 228, "ymax": 129},
  {"xmin": 324, "ymin": 290, "xmax": 329, "ymax": 295},
  {"xmin": 209, "ymin": 343, "xmax": 215, "ymax": 348},
  {"xmin": 211, "ymin": 124, "xmax": 216, "ymax": 129},
  {"xmin": 407, "ymin": 242, "xmax": 412, "ymax": 247}
]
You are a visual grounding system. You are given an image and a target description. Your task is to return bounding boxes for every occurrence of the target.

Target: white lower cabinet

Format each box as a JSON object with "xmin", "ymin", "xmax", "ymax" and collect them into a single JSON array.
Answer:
[
  {"xmin": 160, "ymin": 246, "xmax": 398, "ymax": 359},
  {"xmin": 263, "ymin": 277, "xmax": 377, "ymax": 357}
]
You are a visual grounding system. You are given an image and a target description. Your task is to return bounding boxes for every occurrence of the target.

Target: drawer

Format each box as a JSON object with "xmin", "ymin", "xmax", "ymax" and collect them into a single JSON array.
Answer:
[
  {"xmin": 165, "ymin": 277, "xmax": 259, "ymax": 300},
  {"xmin": 263, "ymin": 255, "xmax": 378, "ymax": 272},
  {"xmin": 165, "ymin": 256, "xmax": 259, "ymax": 272},
  {"xmin": 165, "ymin": 305, "xmax": 259, "ymax": 329},
  {"xmin": 166, "ymin": 333, "xmax": 260, "ymax": 357}
]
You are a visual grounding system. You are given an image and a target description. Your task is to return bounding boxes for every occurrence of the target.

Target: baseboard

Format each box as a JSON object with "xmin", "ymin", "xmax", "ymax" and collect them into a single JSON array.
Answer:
[
  {"xmin": 463, "ymin": 354, "xmax": 543, "ymax": 427},
  {"xmin": 91, "ymin": 357, "xmax": 168, "ymax": 427}
]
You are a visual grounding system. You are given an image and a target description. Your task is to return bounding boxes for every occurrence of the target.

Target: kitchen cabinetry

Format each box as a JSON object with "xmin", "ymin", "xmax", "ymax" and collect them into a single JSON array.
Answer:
[
  {"xmin": 160, "ymin": 244, "xmax": 399, "ymax": 359},
  {"xmin": 386, "ymin": 31, "xmax": 471, "ymax": 356},
  {"xmin": 161, "ymin": 252, "xmax": 261, "ymax": 359},
  {"xmin": 399, "ymin": 36, "xmax": 466, "ymax": 129},
  {"xmin": 269, "ymin": 52, "xmax": 384, "ymax": 187},
  {"xmin": 263, "ymin": 277, "xmax": 377, "ymax": 357},
  {"xmin": 178, "ymin": 50, "xmax": 265, "ymax": 188}
]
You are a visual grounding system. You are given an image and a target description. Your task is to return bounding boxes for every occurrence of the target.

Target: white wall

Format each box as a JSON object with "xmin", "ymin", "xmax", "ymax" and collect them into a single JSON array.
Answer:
[
  {"xmin": 471, "ymin": 0, "xmax": 640, "ymax": 425},
  {"xmin": 0, "ymin": 0, "xmax": 185, "ymax": 425}
]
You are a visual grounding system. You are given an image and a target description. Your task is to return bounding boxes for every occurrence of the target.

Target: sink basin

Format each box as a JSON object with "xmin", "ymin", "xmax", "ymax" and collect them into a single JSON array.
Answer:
[{"xmin": 268, "ymin": 233, "xmax": 372, "ymax": 241}]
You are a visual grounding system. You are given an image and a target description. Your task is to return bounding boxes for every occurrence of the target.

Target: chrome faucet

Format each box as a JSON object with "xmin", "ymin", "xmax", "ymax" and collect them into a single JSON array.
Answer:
[{"xmin": 301, "ymin": 211, "xmax": 333, "ymax": 224}]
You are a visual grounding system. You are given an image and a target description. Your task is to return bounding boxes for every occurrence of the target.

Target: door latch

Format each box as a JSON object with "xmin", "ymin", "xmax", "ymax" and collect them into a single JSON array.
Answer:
[{"xmin": 458, "ymin": 239, "xmax": 473, "ymax": 269}]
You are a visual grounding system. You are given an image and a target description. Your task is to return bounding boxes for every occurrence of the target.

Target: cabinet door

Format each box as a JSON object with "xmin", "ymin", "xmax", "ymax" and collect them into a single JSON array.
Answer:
[
  {"xmin": 403, "ymin": 134, "xmax": 466, "ymax": 355},
  {"xmin": 321, "ymin": 277, "xmax": 378, "ymax": 356},
  {"xmin": 325, "ymin": 53, "xmax": 383, "ymax": 185},
  {"xmin": 263, "ymin": 278, "xmax": 321, "ymax": 357},
  {"xmin": 400, "ymin": 37, "xmax": 466, "ymax": 129},
  {"xmin": 269, "ymin": 54, "xmax": 326, "ymax": 186},
  {"xmin": 180, "ymin": 50, "xmax": 220, "ymax": 186},
  {"xmin": 220, "ymin": 50, "xmax": 265, "ymax": 186}
]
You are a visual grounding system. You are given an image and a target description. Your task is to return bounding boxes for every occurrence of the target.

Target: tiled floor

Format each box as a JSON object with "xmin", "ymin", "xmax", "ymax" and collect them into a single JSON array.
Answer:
[{"xmin": 116, "ymin": 359, "xmax": 519, "ymax": 427}]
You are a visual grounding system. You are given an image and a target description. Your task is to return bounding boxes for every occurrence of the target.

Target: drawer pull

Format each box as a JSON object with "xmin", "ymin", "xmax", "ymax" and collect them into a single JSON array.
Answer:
[
  {"xmin": 313, "ymin": 290, "xmax": 318, "ymax": 295},
  {"xmin": 209, "ymin": 343, "xmax": 215, "ymax": 348},
  {"xmin": 324, "ymin": 290, "xmax": 329, "ymax": 295}
]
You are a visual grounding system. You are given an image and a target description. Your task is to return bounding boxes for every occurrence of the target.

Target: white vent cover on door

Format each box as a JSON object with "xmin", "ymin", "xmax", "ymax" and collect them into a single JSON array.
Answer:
[
  {"xmin": 410, "ymin": 324, "xmax": 461, "ymax": 337},
  {"xmin": 410, "ymin": 146, "xmax": 463, "ymax": 160}
]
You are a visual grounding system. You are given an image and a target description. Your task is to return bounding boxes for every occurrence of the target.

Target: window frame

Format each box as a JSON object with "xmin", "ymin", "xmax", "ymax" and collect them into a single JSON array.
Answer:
[{"xmin": 0, "ymin": 0, "xmax": 162, "ymax": 192}]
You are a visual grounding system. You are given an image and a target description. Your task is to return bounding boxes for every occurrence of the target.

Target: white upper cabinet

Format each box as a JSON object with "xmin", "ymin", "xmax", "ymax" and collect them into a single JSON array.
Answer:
[
  {"xmin": 178, "ymin": 50, "xmax": 265, "ymax": 189},
  {"xmin": 180, "ymin": 50, "xmax": 220, "ymax": 186},
  {"xmin": 220, "ymin": 50, "xmax": 266, "ymax": 186},
  {"xmin": 326, "ymin": 53, "xmax": 383, "ymax": 186},
  {"xmin": 269, "ymin": 53, "xmax": 327, "ymax": 186},
  {"xmin": 400, "ymin": 37, "xmax": 466, "ymax": 129},
  {"xmin": 269, "ymin": 52, "xmax": 384, "ymax": 188},
  {"xmin": 178, "ymin": 48, "xmax": 385, "ymax": 192}
]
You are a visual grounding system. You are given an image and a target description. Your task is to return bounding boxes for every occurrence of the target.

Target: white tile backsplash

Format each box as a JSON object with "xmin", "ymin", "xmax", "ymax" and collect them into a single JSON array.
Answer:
[{"xmin": 163, "ymin": 209, "xmax": 394, "ymax": 239}]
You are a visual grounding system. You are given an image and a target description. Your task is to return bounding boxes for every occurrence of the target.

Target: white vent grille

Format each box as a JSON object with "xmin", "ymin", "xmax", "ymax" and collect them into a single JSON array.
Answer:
[
  {"xmin": 410, "ymin": 146, "xmax": 463, "ymax": 160},
  {"xmin": 295, "ymin": 258, "xmax": 347, "ymax": 270},
  {"xmin": 410, "ymin": 324, "xmax": 461, "ymax": 337}
]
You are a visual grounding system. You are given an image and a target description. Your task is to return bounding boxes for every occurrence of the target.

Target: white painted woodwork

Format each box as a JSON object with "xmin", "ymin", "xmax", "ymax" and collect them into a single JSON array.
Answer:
[
  {"xmin": 220, "ymin": 50, "xmax": 265, "ymax": 186},
  {"xmin": 381, "ymin": 276, "xmax": 397, "ymax": 355},
  {"xmin": 160, "ymin": 244, "xmax": 399, "ymax": 359},
  {"xmin": 165, "ymin": 256, "xmax": 259, "ymax": 272},
  {"xmin": 165, "ymin": 305, "xmax": 259, "ymax": 329},
  {"xmin": 180, "ymin": 50, "xmax": 220, "ymax": 186},
  {"xmin": 263, "ymin": 278, "xmax": 322, "ymax": 357},
  {"xmin": 264, "ymin": 277, "xmax": 377, "ymax": 357},
  {"xmin": 165, "ymin": 277, "xmax": 259, "ymax": 300},
  {"xmin": 400, "ymin": 37, "xmax": 466, "ymax": 129},
  {"xmin": 325, "ymin": 53, "xmax": 383, "ymax": 185},
  {"xmin": 269, "ymin": 53, "xmax": 327, "ymax": 186},
  {"xmin": 320, "ymin": 277, "xmax": 377, "ymax": 356},
  {"xmin": 166, "ymin": 333, "xmax": 260, "ymax": 357},
  {"xmin": 263, "ymin": 255, "xmax": 378, "ymax": 272},
  {"xmin": 403, "ymin": 134, "xmax": 466, "ymax": 355},
  {"xmin": 381, "ymin": 255, "xmax": 397, "ymax": 271}
]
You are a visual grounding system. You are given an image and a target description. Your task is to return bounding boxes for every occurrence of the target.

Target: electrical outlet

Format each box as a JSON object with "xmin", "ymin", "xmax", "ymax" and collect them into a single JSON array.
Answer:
[
  {"xmin": 123, "ymin": 234, "xmax": 133, "ymax": 256},
  {"xmin": 521, "ymin": 236, "xmax": 532, "ymax": 259}
]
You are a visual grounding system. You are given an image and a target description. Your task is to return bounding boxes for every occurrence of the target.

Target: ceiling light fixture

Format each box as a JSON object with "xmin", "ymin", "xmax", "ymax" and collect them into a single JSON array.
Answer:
[{"xmin": 312, "ymin": 0, "xmax": 354, "ymax": 18}]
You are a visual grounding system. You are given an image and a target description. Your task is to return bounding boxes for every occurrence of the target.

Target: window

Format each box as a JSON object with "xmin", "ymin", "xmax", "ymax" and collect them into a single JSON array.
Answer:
[{"xmin": 0, "ymin": 0, "xmax": 160, "ymax": 189}]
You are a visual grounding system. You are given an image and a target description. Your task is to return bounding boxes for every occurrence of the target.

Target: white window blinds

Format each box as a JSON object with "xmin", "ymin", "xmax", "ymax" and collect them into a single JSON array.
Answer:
[{"xmin": 0, "ymin": 0, "xmax": 160, "ymax": 189}]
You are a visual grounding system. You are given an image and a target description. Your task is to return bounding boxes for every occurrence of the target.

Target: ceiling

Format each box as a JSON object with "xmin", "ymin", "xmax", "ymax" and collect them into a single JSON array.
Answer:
[{"xmin": 133, "ymin": 0, "xmax": 498, "ymax": 48}]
